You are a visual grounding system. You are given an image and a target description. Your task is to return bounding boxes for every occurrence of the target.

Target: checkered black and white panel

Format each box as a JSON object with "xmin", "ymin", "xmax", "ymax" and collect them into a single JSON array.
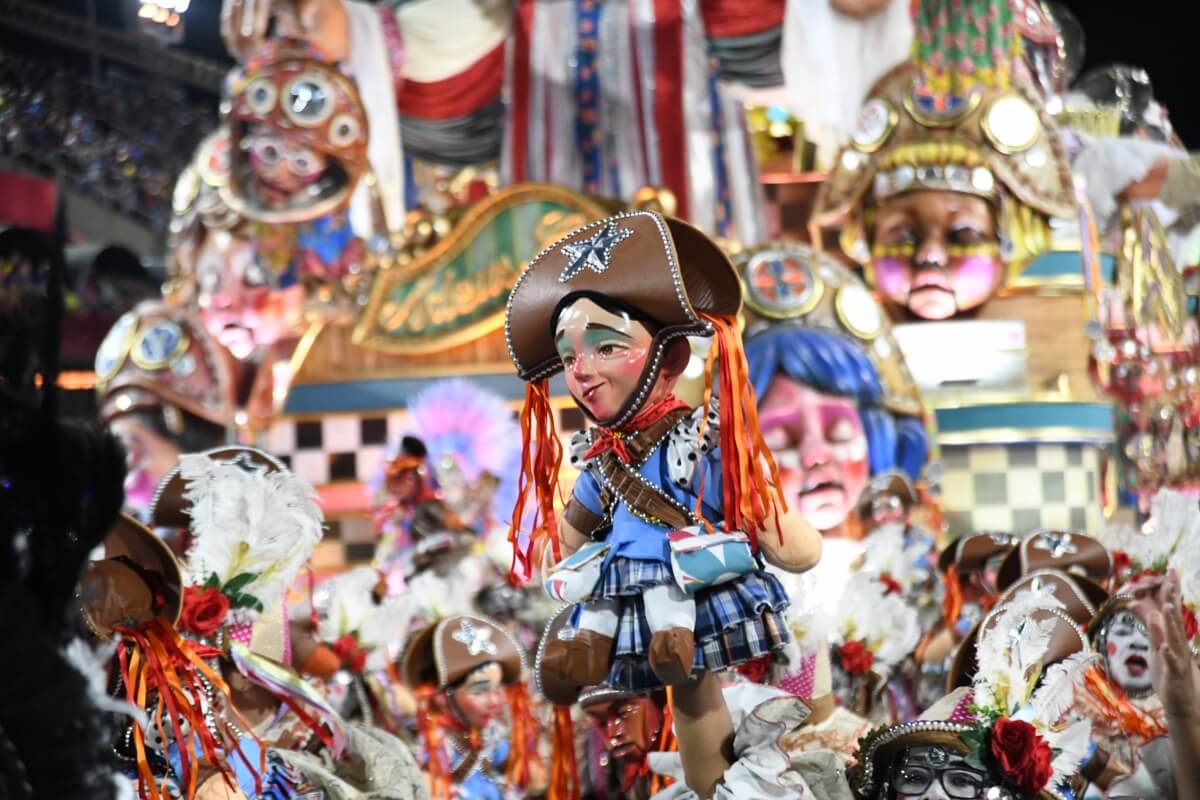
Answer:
[
  {"xmin": 939, "ymin": 442, "xmax": 1105, "ymax": 538},
  {"xmin": 263, "ymin": 405, "xmax": 591, "ymax": 489},
  {"xmin": 263, "ymin": 406, "xmax": 591, "ymax": 568}
]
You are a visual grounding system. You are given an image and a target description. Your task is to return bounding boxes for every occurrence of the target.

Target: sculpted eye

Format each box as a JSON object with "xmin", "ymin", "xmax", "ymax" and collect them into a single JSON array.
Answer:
[{"xmin": 950, "ymin": 225, "xmax": 986, "ymax": 245}]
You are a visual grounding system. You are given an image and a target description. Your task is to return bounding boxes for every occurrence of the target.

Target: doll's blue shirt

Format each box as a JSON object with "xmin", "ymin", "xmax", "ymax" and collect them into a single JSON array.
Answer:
[
  {"xmin": 447, "ymin": 738, "xmax": 510, "ymax": 800},
  {"xmin": 570, "ymin": 443, "xmax": 725, "ymax": 564}
]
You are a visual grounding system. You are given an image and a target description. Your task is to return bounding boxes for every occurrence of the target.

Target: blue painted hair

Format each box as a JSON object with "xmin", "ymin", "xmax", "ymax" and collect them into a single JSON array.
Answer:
[{"xmin": 745, "ymin": 326, "xmax": 928, "ymax": 480}]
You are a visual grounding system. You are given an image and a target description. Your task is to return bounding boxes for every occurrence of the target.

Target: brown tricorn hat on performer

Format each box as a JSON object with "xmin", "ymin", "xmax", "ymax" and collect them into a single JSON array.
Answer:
[
  {"xmin": 400, "ymin": 614, "xmax": 525, "ymax": 691},
  {"xmin": 80, "ymin": 513, "xmax": 183, "ymax": 639},
  {"xmin": 995, "ymin": 529, "xmax": 1114, "ymax": 593},
  {"xmin": 948, "ymin": 587, "xmax": 1090, "ymax": 691},
  {"xmin": 504, "ymin": 211, "xmax": 784, "ymax": 577}
]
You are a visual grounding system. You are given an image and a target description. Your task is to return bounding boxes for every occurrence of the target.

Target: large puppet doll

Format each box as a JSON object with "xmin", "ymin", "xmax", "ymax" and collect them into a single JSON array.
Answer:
[{"xmin": 504, "ymin": 211, "xmax": 821, "ymax": 692}]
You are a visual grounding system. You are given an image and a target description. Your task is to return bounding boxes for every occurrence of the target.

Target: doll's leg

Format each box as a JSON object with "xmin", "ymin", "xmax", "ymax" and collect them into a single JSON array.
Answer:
[
  {"xmin": 542, "ymin": 599, "xmax": 616, "ymax": 686},
  {"xmin": 643, "ymin": 582, "xmax": 696, "ymax": 685}
]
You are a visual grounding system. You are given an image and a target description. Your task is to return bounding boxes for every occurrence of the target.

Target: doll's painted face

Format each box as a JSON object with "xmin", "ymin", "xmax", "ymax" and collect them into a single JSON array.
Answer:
[
  {"xmin": 583, "ymin": 695, "xmax": 664, "ymax": 766},
  {"xmin": 555, "ymin": 298, "xmax": 657, "ymax": 421},
  {"xmin": 1101, "ymin": 610, "xmax": 1153, "ymax": 694},
  {"xmin": 194, "ymin": 228, "xmax": 302, "ymax": 359},
  {"xmin": 890, "ymin": 745, "xmax": 987, "ymax": 799},
  {"xmin": 758, "ymin": 376, "xmax": 869, "ymax": 533},
  {"xmin": 448, "ymin": 662, "xmax": 505, "ymax": 731},
  {"xmin": 108, "ymin": 415, "xmax": 182, "ymax": 516},
  {"xmin": 245, "ymin": 127, "xmax": 328, "ymax": 208},
  {"xmin": 872, "ymin": 191, "xmax": 1003, "ymax": 320}
]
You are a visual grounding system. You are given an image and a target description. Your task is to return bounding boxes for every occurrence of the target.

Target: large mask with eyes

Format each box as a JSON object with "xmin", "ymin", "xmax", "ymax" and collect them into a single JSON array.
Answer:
[
  {"xmin": 221, "ymin": 40, "xmax": 369, "ymax": 224},
  {"xmin": 1095, "ymin": 608, "xmax": 1154, "ymax": 696},
  {"xmin": 816, "ymin": 60, "xmax": 1077, "ymax": 321}
]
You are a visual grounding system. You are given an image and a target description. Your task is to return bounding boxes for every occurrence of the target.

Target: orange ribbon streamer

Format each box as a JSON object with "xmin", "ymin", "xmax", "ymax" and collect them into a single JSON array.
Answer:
[
  {"xmin": 510, "ymin": 379, "xmax": 564, "ymax": 583},
  {"xmin": 1082, "ymin": 665, "xmax": 1167, "ymax": 741},
  {"xmin": 695, "ymin": 313, "xmax": 787, "ymax": 547},
  {"xmin": 505, "ymin": 683, "xmax": 540, "ymax": 789},
  {"xmin": 547, "ymin": 705, "xmax": 581, "ymax": 800},
  {"xmin": 114, "ymin": 621, "xmax": 264, "ymax": 800}
]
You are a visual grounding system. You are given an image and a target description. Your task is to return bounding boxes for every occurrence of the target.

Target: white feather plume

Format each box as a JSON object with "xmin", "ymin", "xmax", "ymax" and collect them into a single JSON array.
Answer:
[
  {"xmin": 973, "ymin": 592, "xmax": 1065, "ymax": 713},
  {"xmin": 315, "ymin": 567, "xmax": 381, "ymax": 642},
  {"xmin": 1030, "ymin": 651, "xmax": 1097, "ymax": 728},
  {"xmin": 180, "ymin": 453, "xmax": 324, "ymax": 618},
  {"xmin": 313, "ymin": 566, "xmax": 417, "ymax": 671},
  {"xmin": 1047, "ymin": 718, "xmax": 1092, "ymax": 786}
]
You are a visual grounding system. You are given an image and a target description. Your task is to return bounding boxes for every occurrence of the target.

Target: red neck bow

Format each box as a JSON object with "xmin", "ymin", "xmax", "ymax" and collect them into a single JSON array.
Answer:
[{"xmin": 584, "ymin": 395, "xmax": 691, "ymax": 464}]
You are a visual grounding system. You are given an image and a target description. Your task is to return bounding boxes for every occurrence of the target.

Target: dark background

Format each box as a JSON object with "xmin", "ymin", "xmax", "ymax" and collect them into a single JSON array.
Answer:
[
  {"xmin": 3, "ymin": 0, "xmax": 1197, "ymax": 143},
  {"xmin": 1061, "ymin": 0, "xmax": 1195, "ymax": 142}
]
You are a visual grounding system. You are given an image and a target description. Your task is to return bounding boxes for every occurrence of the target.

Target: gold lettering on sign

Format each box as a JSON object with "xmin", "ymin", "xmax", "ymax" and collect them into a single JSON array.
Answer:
[
  {"xmin": 535, "ymin": 211, "xmax": 590, "ymax": 251},
  {"xmin": 380, "ymin": 255, "xmax": 516, "ymax": 336}
]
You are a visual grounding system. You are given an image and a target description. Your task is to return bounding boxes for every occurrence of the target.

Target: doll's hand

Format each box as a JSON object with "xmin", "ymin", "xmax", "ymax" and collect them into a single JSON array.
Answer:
[
  {"xmin": 757, "ymin": 509, "xmax": 822, "ymax": 573},
  {"xmin": 1147, "ymin": 572, "xmax": 1199, "ymax": 721}
]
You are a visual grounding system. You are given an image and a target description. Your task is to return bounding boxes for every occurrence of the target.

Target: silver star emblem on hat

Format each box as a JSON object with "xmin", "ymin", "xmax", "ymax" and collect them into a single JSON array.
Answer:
[
  {"xmin": 451, "ymin": 619, "xmax": 497, "ymax": 657},
  {"xmin": 558, "ymin": 221, "xmax": 635, "ymax": 283},
  {"xmin": 1032, "ymin": 531, "xmax": 1077, "ymax": 559}
]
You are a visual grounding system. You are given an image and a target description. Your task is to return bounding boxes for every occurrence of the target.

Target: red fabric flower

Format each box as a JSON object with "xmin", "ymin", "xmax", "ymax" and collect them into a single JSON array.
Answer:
[
  {"xmin": 180, "ymin": 586, "xmax": 230, "ymax": 637},
  {"xmin": 1184, "ymin": 606, "xmax": 1198, "ymax": 641},
  {"xmin": 734, "ymin": 655, "xmax": 771, "ymax": 684},
  {"xmin": 1112, "ymin": 550, "xmax": 1132, "ymax": 575},
  {"xmin": 837, "ymin": 641, "xmax": 875, "ymax": 676},
  {"xmin": 990, "ymin": 717, "xmax": 1053, "ymax": 793},
  {"xmin": 879, "ymin": 573, "xmax": 904, "ymax": 596},
  {"xmin": 332, "ymin": 634, "xmax": 368, "ymax": 673}
]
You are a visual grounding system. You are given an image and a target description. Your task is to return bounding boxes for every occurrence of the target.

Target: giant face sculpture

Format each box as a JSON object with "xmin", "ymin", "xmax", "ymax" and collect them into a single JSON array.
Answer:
[
  {"xmin": 170, "ymin": 130, "xmax": 304, "ymax": 361},
  {"xmin": 816, "ymin": 62, "xmax": 1077, "ymax": 321},
  {"xmin": 759, "ymin": 377, "xmax": 870, "ymax": 532},
  {"xmin": 871, "ymin": 191, "xmax": 1004, "ymax": 320},
  {"xmin": 742, "ymin": 245, "xmax": 928, "ymax": 537}
]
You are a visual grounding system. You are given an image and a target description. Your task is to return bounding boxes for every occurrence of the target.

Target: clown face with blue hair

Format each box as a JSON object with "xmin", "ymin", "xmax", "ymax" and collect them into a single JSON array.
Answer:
[{"xmin": 740, "ymin": 244, "xmax": 930, "ymax": 538}]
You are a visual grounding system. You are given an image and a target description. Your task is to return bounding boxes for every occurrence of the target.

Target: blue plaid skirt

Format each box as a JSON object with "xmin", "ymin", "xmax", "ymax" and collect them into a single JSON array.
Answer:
[{"xmin": 581, "ymin": 556, "xmax": 790, "ymax": 692}]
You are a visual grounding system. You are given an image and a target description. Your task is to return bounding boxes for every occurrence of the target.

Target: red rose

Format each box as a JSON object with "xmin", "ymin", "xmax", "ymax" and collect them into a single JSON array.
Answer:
[
  {"xmin": 837, "ymin": 640, "xmax": 875, "ymax": 676},
  {"xmin": 734, "ymin": 655, "xmax": 771, "ymax": 684},
  {"xmin": 879, "ymin": 574, "xmax": 904, "ymax": 596},
  {"xmin": 990, "ymin": 717, "xmax": 1053, "ymax": 793},
  {"xmin": 332, "ymin": 634, "xmax": 368, "ymax": 673},
  {"xmin": 1184, "ymin": 606, "xmax": 1198, "ymax": 641},
  {"xmin": 1112, "ymin": 551, "xmax": 1132, "ymax": 575},
  {"xmin": 180, "ymin": 586, "xmax": 230, "ymax": 638}
]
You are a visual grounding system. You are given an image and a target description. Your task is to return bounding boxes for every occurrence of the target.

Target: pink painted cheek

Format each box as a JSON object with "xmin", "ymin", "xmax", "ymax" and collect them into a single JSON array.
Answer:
[
  {"xmin": 871, "ymin": 257, "xmax": 912, "ymax": 303},
  {"xmin": 1106, "ymin": 642, "xmax": 1117, "ymax": 656},
  {"xmin": 949, "ymin": 256, "xmax": 1002, "ymax": 309}
]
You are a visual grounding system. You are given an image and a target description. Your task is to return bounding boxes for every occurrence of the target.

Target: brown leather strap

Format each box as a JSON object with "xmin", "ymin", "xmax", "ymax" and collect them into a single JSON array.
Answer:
[
  {"xmin": 596, "ymin": 454, "xmax": 694, "ymax": 530},
  {"xmin": 582, "ymin": 407, "xmax": 698, "ymax": 533},
  {"xmin": 562, "ymin": 499, "xmax": 606, "ymax": 540}
]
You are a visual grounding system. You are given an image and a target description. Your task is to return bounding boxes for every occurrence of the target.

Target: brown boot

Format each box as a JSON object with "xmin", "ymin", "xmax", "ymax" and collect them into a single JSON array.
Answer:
[
  {"xmin": 542, "ymin": 629, "xmax": 614, "ymax": 685},
  {"xmin": 649, "ymin": 627, "xmax": 695, "ymax": 685}
]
